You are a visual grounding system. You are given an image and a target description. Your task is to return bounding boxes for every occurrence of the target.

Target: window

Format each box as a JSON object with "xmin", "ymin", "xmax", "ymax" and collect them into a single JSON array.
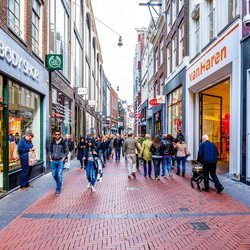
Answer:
[
  {"xmin": 172, "ymin": 0, "xmax": 176, "ymax": 25},
  {"xmin": 160, "ymin": 74, "xmax": 164, "ymax": 95},
  {"xmin": 8, "ymin": 0, "xmax": 22, "ymax": 37},
  {"xmin": 50, "ymin": 0, "xmax": 69, "ymax": 77},
  {"xmin": 74, "ymin": 0, "xmax": 82, "ymax": 37},
  {"xmin": 160, "ymin": 38, "xmax": 164, "ymax": 66},
  {"xmin": 8, "ymin": 80, "xmax": 41, "ymax": 171},
  {"xmin": 32, "ymin": 0, "xmax": 41, "ymax": 56},
  {"xmin": 85, "ymin": 15, "xmax": 91, "ymax": 59},
  {"xmin": 178, "ymin": 21, "xmax": 184, "ymax": 64},
  {"xmin": 194, "ymin": 17, "xmax": 200, "ymax": 55},
  {"xmin": 172, "ymin": 34, "xmax": 177, "ymax": 71},
  {"xmin": 92, "ymin": 38, "xmax": 96, "ymax": 72},
  {"xmin": 167, "ymin": 44, "xmax": 171, "ymax": 77},
  {"xmin": 168, "ymin": 87, "xmax": 182, "ymax": 137},
  {"xmin": 74, "ymin": 37, "xmax": 82, "ymax": 87},
  {"xmin": 178, "ymin": 0, "xmax": 184, "ymax": 12},
  {"xmin": 208, "ymin": 0, "xmax": 215, "ymax": 41},
  {"xmin": 155, "ymin": 48, "xmax": 159, "ymax": 72},
  {"xmin": 166, "ymin": 8, "xmax": 171, "ymax": 35}
]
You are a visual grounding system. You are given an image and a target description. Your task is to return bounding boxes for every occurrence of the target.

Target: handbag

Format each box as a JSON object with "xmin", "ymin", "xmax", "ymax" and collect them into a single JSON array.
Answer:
[
  {"xmin": 185, "ymin": 147, "xmax": 191, "ymax": 158},
  {"xmin": 28, "ymin": 150, "xmax": 37, "ymax": 166}
]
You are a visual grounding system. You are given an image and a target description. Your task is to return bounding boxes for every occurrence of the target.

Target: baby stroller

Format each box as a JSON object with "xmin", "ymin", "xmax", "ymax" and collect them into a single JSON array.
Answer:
[{"xmin": 190, "ymin": 160, "xmax": 213, "ymax": 191}]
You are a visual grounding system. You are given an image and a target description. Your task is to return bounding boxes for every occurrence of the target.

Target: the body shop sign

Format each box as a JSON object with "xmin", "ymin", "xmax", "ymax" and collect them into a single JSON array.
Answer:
[
  {"xmin": 46, "ymin": 54, "xmax": 63, "ymax": 70},
  {"xmin": 0, "ymin": 28, "xmax": 46, "ymax": 88}
]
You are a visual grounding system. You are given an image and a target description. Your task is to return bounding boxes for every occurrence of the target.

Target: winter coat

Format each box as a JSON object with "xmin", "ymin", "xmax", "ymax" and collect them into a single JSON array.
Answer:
[
  {"xmin": 66, "ymin": 139, "xmax": 74, "ymax": 152},
  {"xmin": 84, "ymin": 145, "xmax": 98, "ymax": 165},
  {"xmin": 50, "ymin": 138, "xmax": 69, "ymax": 160},
  {"xmin": 175, "ymin": 142, "xmax": 188, "ymax": 157},
  {"xmin": 77, "ymin": 141, "xmax": 86, "ymax": 160},
  {"xmin": 161, "ymin": 139, "xmax": 175, "ymax": 155},
  {"xmin": 140, "ymin": 139, "xmax": 152, "ymax": 161},
  {"xmin": 122, "ymin": 137, "xmax": 140, "ymax": 155},
  {"xmin": 113, "ymin": 138, "xmax": 123, "ymax": 148},
  {"xmin": 197, "ymin": 140, "xmax": 218, "ymax": 164},
  {"xmin": 150, "ymin": 144, "xmax": 164, "ymax": 158},
  {"xmin": 18, "ymin": 137, "xmax": 34, "ymax": 166}
]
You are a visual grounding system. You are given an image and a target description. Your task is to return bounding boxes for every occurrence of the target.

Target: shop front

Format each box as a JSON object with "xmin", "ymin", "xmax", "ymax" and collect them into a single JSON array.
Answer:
[
  {"xmin": 186, "ymin": 21, "xmax": 241, "ymax": 176},
  {"xmin": 0, "ymin": 28, "xmax": 48, "ymax": 192}
]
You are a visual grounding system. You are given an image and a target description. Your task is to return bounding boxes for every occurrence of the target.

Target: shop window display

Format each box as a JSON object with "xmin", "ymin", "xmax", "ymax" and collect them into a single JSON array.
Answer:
[
  {"xmin": 168, "ymin": 87, "xmax": 183, "ymax": 137},
  {"xmin": 51, "ymin": 88, "xmax": 72, "ymax": 136},
  {"xmin": 0, "ymin": 75, "xmax": 3, "ymax": 173},
  {"xmin": 8, "ymin": 81, "xmax": 41, "ymax": 170}
]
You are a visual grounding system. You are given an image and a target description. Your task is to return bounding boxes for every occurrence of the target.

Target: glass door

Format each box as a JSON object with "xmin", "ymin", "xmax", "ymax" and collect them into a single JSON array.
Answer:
[
  {"xmin": 0, "ymin": 105, "xmax": 3, "ymax": 190},
  {"xmin": 200, "ymin": 94, "xmax": 222, "ymax": 158}
]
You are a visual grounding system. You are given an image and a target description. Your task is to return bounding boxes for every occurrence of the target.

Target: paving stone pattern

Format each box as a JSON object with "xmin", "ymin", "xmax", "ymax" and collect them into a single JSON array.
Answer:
[{"xmin": 0, "ymin": 160, "xmax": 250, "ymax": 250}]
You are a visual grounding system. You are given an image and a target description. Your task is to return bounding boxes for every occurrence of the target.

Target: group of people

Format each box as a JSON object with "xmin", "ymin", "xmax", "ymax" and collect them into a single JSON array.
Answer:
[{"xmin": 17, "ymin": 129, "xmax": 223, "ymax": 195}]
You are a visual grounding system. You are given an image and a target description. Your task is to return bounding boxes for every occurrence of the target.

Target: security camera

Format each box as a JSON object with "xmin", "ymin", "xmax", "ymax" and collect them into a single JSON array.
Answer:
[{"xmin": 243, "ymin": 14, "xmax": 250, "ymax": 27}]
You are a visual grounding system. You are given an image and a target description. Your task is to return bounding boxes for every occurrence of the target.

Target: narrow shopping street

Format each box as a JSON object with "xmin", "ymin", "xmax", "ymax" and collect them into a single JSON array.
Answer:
[{"xmin": 0, "ymin": 158, "xmax": 250, "ymax": 250}]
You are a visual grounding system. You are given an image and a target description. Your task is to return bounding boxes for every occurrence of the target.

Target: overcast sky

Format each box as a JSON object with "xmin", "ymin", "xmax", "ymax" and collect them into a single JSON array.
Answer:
[{"xmin": 91, "ymin": 0, "xmax": 151, "ymax": 105}]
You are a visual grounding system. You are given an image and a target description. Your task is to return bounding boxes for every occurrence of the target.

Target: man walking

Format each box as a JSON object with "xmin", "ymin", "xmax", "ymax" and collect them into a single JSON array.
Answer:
[
  {"xmin": 122, "ymin": 132, "xmax": 140, "ymax": 179},
  {"xmin": 113, "ymin": 134, "xmax": 123, "ymax": 162},
  {"xmin": 64, "ymin": 134, "xmax": 74, "ymax": 170},
  {"xmin": 50, "ymin": 130, "xmax": 69, "ymax": 195},
  {"xmin": 197, "ymin": 135, "xmax": 224, "ymax": 193}
]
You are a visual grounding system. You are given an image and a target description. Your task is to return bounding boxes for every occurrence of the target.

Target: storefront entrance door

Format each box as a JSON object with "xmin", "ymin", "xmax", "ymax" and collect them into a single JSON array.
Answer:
[
  {"xmin": 200, "ymin": 94, "xmax": 222, "ymax": 158},
  {"xmin": 0, "ymin": 105, "xmax": 4, "ymax": 190}
]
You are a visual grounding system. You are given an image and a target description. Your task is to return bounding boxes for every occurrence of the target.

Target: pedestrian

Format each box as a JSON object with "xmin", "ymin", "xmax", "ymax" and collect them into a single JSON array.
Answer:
[
  {"xmin": 64, "ymin": 134, "xmax": 74, "ymax": 170},
  {"xmin": 49, "ymin": 130, "xmax": 69, "ymax": 195},
  {"xmin": 161, "ymin": 134, "xmax": 175, "ymax": 177},
  {"xmin": 83, "ymin": 139, "xmax": 98, "ymax": 192},
  {"xmin": 197, "ymin": 135, "xmax": 224, "ymax": 193},
  {"xmin": 134, "ymin": 136, "xmax": 141, "ymax": 169},
  {"xmin": 150, "ymin": 136, "xmax": 164, "ymax": 180},
  {"xmin": 140, "ymin": 134, "xmax": 152, "ymax": 178},
  {"xmin": 113, "ymin": 133, "xmax": 123, "ymax": 162},
  {"xmin": 122, "ymin": 132, "xmax": 141, "ymax": 179},
  {"xmin": 175, "ymin": 136, "xmax": 189, "ymax": 177},
  {"xmin": 17, "ymin": 131, "xmax": 35, "ymax": 190},
  {"xmin": 175, "ymin": 129, "xmax": 185, "ymax": 143},
  {"xmin": 157, "ymin": 130, "xmax": 163, "ymax": 140},
  {"xmin": 77, "ymin": 137, "xmax": 86, "ymax": 169}
]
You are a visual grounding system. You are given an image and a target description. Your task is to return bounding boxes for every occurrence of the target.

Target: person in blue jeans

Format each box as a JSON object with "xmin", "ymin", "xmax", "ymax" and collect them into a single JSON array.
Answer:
[
  {"xmin": 49, "ymin": 130, "xmax": 69, "ymax": 195},
  {"xmin": 175, "ymin": 136, "xmax": 188, "ymax": 177},
  {"xmin": 113, "ymin": 134, "xmax": 123, "ymax": 162},
  {"xmin": 84, "ymin": 139, "xmax": 98, "ymax": 192}
]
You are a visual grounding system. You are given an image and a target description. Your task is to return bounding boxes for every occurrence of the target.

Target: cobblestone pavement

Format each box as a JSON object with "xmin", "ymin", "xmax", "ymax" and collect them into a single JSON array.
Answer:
[{"xmin": 0, "ymin": 159, "xmax": 250, "ymax": 250}]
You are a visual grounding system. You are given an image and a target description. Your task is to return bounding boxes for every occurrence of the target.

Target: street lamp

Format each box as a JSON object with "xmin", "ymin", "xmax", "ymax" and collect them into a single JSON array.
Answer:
[{"xmin": 95, "ymin": 16, "xmax": 123, "ymax": 47}]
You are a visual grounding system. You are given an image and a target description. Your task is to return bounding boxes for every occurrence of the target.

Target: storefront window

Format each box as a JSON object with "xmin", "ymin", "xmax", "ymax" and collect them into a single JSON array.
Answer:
[
  {"xmin": 168, "ymin": 87, "xmax": 182, "ymax": 137},
  {"xmin": 51, "ymin": 88, "xmax": 72, "ymax": 136},
  {"xmin": 0, "ymin": 75, "xmax": 3, "ymax": 102},
  {"xmin": 8, "ymin": 80, "xmax": 41, "ymax": 171}
]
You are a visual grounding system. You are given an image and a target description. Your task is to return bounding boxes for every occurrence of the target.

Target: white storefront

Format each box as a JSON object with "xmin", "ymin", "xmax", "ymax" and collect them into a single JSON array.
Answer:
[{"xmin": 186, "ymin": 20, "xmax": 242, "ymax": 176}]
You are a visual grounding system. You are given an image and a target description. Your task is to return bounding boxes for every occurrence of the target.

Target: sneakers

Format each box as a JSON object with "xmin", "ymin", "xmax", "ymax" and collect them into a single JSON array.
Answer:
[
  {"xmin": 131, "ymin": 172, "xmax": 136, "ymax": 179},
  {"xmin": 128, "ymin": 175, "xmax": 132, "ymax": 180},
  {"xmin": 55, "ymin": 190, "xmax": 60, "ymax": 195},
  {"xmin": 169, "ymin": 172, "xmax": 173, "ymax": 178},
  {"xmin": 87, "ymin": 183, "xmax": 92, "ymax": 189},
  {"xmin": 91, "ymin": 186, "xmax": 96, "ymax": 192},
  {"xmin": 216, "ymin": 186, "xmax": 224, "ymax": 193}
]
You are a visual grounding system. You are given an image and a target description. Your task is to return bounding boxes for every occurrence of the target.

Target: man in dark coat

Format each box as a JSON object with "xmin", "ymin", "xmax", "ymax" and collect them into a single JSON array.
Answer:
[{"xmin": 197, "ymin": 135, "xmax": 224, "ymax": 193}]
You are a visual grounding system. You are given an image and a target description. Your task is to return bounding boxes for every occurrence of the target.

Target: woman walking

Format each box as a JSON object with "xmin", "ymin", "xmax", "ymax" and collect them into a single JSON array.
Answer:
[
  {"xmin": 77, "ymin": 137, "xmax": 86, "ymax": 169},
  {"xmin": 175, "ymin": 136, "xmax": 189, "ymax": 177},
  {"xmin": 140, "ymin": 134, "xmax": 152, "ymax": 178},
  {"xmin": 150, "ymin": 136, "xmax": 163, "ymax": 180}
]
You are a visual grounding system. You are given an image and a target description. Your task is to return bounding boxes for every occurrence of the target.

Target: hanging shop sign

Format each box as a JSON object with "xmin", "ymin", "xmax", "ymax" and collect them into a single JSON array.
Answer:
[
  {"xmin": 46, "ymin": 54, "xmax": 63, "ymax": 70},
  {"xmin": 157, "ymin": 95, "xmax": 165, "ymax": 104},
  {"xmin": 88, "ymin": 100, "xmax": 96, "ymax": 106},
  {"xmin": 129, "ymin": 112, "xmax": 142, "ymax": 118},
  {"xmin": 149, "ymin": 98, "xmax": 159, "ymax": 106},
  {"xmin": 77, "ymin": 87, "xmax": 88, "ymax": 95}
]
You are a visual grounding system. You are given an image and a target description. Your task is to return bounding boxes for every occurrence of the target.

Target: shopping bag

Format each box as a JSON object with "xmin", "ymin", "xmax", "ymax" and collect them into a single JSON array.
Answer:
[{"xmin": 28, "ymin": 150, "xmax": 37, "ymax": 166}]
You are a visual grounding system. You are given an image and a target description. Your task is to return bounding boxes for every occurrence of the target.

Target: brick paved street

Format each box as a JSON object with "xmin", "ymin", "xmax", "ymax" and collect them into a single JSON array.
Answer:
[{"xmin": 0, "ymin": 159, "xmax": 250, "ymax": 250}]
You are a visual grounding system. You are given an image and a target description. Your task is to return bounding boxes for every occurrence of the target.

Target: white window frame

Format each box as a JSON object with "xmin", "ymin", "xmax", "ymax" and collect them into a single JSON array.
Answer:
[
  {"xmin": 166, "ymin": 8, "xmax": 171, "ymax": 35},
  {"xmin": 167, "ymin": 44, "xmax": 171, "ymax": 77},
  {"xmin": 178, "ymin": 21, "xmax": 184, "ymax": 65},
  {"xmin": 32, "ymin": 0, "xmax": 42, "ymax": 56},
  {"xmin": 172, "ymin": 0, "xmax": 176, "ymax": 25},
  {"xmin": 178, "ymin": 0, "xmax": 184, "ymax": 13},
  {"xmin": 160, "ymin": 38, "xmax": 164, "ymax": 66},
  {"xmin": 172, "ymin": 34, "xmax": 177, "ymax": 71},
  {"xmin": 155, "ymin": 48, "xmax": 159, "ymax": 72}
]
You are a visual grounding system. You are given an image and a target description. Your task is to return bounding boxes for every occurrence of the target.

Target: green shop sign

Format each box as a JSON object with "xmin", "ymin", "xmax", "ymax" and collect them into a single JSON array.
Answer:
[{"xmin": 45, "ymin": 54, "xmax": 63, "ymax": 70}]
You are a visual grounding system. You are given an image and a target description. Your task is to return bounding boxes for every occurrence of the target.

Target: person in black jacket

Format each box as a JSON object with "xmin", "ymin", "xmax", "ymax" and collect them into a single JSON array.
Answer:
[
  {"xmin": 77, "ymin": 137, "xmax": 86, "ymax": 169},
  {"xmin": 83, "ymin": 139, "xmax": 98, "ymax": 192},
  {"xmin": 197, "ymin": 134, "xmax": 224, "ymax": 193},
  {"xmin": 150, "ymin": 136, "xmax": 164, "ymax": 180},
  {"xmin": 113, "ymin": 134, "xmax": 123, "ymax": 162},
  {"xmin": 50, "ymin": 130, "xmax": 69, "ymax": 195}
]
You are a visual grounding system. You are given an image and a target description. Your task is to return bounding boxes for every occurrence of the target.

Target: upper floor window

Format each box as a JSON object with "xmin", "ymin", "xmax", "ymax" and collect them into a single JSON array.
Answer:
[
  {"xmin": 166, "ymin": 8, "xmax": 171, "ymax": 35},
  {"xmin": 167, "ymin": 44, "xmax": 171, "ymax": 77},
  {"xmin": 178, "ymin": 21, "xmax": 184, "ymax": 64},
  {"xmin": 194, "ymin": 16, "xmax": 200, "ymax": 55},
  {"xmin": 208, "ymin": 0, "xmax": 215, "ymax": 41},
  {"xmin": 32, "ymin": 0, "xmax": 42, "ymax": 56},
  {"xmin": 155, "ymin": 48, "xmax": 159, "ymax": 72},
  {"xmin": 85, "ymin": 14, "xmax": 91, "ymax": 58},
  {"xmin": 8, "ymin": 0, "xmax": 23, "ymax": 37},
  {"xmin": 160, "ymin": 38, "xmax": 164, "ymax": 66},
  {"xmin": 74, "ymin": 0, "xmax": 82, "ymax": 37},
  {"xmin": 178, "ymin": 0, "xmax": 184, "ymax": 12},
  {"xmin": 172, "ymin": 34, "xmax": 177, "ymax": 71},
  {"xmin": 172, "ymin": 0, "xmax": 176, "ymax": 25}
]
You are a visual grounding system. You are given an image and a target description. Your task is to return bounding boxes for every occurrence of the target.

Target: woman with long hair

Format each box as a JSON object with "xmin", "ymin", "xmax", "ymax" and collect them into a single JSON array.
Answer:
[
  {"xmin": 150, "ymin": 136, "xmax": 163, "ymax": 180},
  {"xmin": 140, "ymin": 134, "xmax": 152, "ymax": 178},
  {"xmin": 175, "ymin": 136, "xmax": 189, "ymax": 177},
  {"xmin": 77, "ymin": 137, "xmax": 86, "ymax": 169}
]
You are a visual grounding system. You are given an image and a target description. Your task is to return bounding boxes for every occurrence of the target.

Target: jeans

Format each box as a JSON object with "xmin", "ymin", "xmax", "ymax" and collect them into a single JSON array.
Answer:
[
  {"xmin": 51, "ymin": 160, "xmax": 64, "ymax": 192},
  {"xmin": 143, "ymin": 160, "xmax": 152, "ymax": 177},
  {"xmin": 86, "ymin": 160, "xmax": 97, "ymax": 186},
  {"xmin": 20, "ymin": 155, "xmax": 32, "ymax": 187},
  {"xmin": 162, "ymin": 156, "xmax": 172, "ymax": 176},
  {"xmin": 176, "ymin": 156, "xmax": 186, "ymax": 176},
  {"xmin": 203, "ymin": 163, "xmax": 223, "ymax": 191},
  {"xmin": 114, "ymin": 147, "xmax": 121, "ymax": 161},
  {"xmin": 153, "ymin": 158, "xmax": 162, "ymax": 178}
]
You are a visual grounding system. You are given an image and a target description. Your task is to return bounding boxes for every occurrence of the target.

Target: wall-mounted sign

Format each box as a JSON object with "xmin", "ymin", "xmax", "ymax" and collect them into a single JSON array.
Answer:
[
  {"xmin": 157, "ymin": 95, "xmax": 165, "ymax": 104},
  {"xmin": 88, "ymin": 100, "xmax": 96, "ymax": 106},
  {"xmin": 45, "ymin": 54, "xmax": 63, "ymax": 70},
  {"xmin": 149, "ymin": 98, "xmax": 159, "ymax": 106},
  {"xmin": 128, "ymin": 112, "xmax": 142, "ymax": 118},
  {"xmin": 78, "ymin": 87, "xmax": 88, "ymax": 95}
]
